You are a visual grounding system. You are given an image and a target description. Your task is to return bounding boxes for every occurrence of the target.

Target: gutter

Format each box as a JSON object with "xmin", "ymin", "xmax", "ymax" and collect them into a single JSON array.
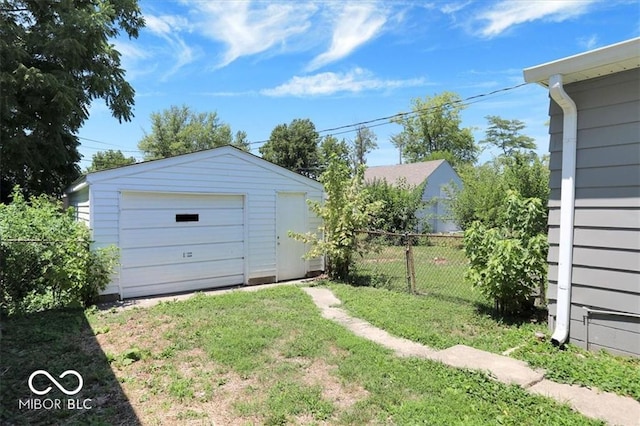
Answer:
[{"xmin": 548, "ymin": 74, "xmax": 578, "ymax": 347}]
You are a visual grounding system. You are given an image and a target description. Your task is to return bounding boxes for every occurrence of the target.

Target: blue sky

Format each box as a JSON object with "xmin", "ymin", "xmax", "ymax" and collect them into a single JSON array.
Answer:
[{"xmin": 77, "ymin": 0, "xmax": 640, "ymax": 169}]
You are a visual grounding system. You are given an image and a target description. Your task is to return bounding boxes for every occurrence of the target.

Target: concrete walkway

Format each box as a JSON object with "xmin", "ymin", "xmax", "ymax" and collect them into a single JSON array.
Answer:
[{"xmin": 303, "ymin": 287, "xmax": 640, "ymax": 426}]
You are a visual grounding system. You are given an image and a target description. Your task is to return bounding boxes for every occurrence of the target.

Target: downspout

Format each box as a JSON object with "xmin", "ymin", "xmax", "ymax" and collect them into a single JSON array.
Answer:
[{"xmin": 548, "ymin": 74, "xmax": 577, "ymax": 346}]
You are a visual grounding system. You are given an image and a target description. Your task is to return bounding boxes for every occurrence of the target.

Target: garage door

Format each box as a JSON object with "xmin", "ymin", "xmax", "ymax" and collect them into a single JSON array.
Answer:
[{"xmin": 119, "ymin": 192, "xmax": 245, "ymax": 298}]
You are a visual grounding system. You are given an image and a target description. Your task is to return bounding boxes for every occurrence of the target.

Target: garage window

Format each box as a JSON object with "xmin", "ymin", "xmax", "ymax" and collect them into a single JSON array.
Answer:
[{"xmin": 176, "ymin": 214, "xmax": 199, "ymax": 222}]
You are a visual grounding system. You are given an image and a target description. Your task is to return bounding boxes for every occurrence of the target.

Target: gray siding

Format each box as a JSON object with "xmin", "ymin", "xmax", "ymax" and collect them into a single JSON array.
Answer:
[{"xmin": 547, "ymin": 68, "xmax": 640, "ymax": 356}]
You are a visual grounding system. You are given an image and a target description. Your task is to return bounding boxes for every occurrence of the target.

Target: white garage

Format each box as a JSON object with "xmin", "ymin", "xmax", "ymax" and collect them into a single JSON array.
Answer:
[{"xmin": 65, "ymin": 146, "xmax": 324, "ymax": 299}]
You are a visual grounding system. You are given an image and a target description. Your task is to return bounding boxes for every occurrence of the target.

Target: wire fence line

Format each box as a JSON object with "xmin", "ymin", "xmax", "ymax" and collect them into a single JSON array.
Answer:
[{"xmin": 351, "ymin": 230, "xmax": 484, "ymax": 304}]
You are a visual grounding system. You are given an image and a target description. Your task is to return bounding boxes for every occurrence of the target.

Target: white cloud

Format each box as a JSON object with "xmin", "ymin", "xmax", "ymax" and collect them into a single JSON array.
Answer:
[
  {"xmin": 307, "ymin": 3, "xmax": 388, "ymax": 71},
  {"xmin": 143, "ymin": 14, "xmax": 198, "ymax": 79},
  {"xmin": 113, "ymin": 40, "xmax": 156, "ymax": 81},
  {"xmin": 188, "ymin": 1, "xmax": 317, "ymax": 68},
  {"xmin": 475, "ymin": 0, "xmax": 598, "ymax": 38},
  {"xmin": 440, "ymin": 1, "xmax": 472, "ymax": 15},
  {"xmin": 261, "ymin": 68, "xmax": 427, "ymax": 97},
  {"xmin": 578, "ymin": 34, "xmax": 599, "ymax": 50}
]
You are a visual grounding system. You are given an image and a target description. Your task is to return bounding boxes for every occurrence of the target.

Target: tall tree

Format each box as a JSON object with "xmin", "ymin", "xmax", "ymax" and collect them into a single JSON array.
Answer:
[
  {"xmin": 138, "ymin": 105, "xmax": 246, "ymax": 160},
  {"xmin": 319, "ymin": 135, "xmax": 350, "ymax": 174},
  {"xmin": 392, "ymin": 91, "xmax": 477, "ymax": 167},
  {"xmin": 390, "ymin": 133, "xmax": 407, "ymax": 164},
  {"xmin": 0, "ymin": 0, "xmax": 144, "ymax": 202},
  {"xmin": 481, "ymin": 115, "xmax": 536, "ymax": 156},
  {"xmin": 259, "ymin": 118, "xmax": 320, "ymax": 178},
  {"xmin": 87, "ymin": 150, "xmax": 136, "ymax": 173},
  {"xmin": 351, "ymin": 125, "xmax": 378, "ymax": 168}
]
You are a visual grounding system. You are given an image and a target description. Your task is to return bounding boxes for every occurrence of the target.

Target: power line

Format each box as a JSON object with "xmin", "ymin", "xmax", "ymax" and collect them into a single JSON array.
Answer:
[
  {"xmin": 79, "ymin": 82, "xmax": 531, "ymax": 154},
  {"xmin": 248, "ymin": 81, "xmax": 530, "ymax": 148}
]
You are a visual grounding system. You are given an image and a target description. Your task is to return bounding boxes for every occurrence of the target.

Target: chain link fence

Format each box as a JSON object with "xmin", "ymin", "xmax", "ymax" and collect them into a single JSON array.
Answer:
[{"xmin": 351, "ymin": 230, "xmax": 484, "ymax": 304}]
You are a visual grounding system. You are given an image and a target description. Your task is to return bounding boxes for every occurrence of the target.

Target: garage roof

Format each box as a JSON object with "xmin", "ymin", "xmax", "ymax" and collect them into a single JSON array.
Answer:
[
  {"xmin": 523, "ymin": 37, "xmax": 640, "ymax": 87},
  {"xmin": 67, "ymin": 145, "xmax": 323, "ymax": 194}
]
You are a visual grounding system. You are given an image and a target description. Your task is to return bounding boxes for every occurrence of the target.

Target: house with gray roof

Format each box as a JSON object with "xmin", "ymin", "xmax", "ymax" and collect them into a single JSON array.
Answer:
[{"xmin": 364, "ymin": 159, "xmax": 462, "ymax": 233}]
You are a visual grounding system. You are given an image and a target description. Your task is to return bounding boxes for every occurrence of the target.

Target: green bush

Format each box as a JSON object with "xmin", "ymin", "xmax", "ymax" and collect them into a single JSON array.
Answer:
[
  {"xmin": 0, "ymin": 188, "xmax": 118, "ymax": 315},
  {"xmin": 464, "ymin": 191, "xmax": 547, "ymax": 315},
  {"xmin": 366, "ymin": 178, "xmax": 426, "ymax": 236},
  {"xmin": 449, "ymin": 153, "xmax": 549, "ymax": 230}
]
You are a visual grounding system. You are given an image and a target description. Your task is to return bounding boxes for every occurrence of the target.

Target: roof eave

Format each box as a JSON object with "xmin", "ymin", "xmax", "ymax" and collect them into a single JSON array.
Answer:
[{"xmin": 523, "ymin": 37, "xmax": 640, "ymax": 87}]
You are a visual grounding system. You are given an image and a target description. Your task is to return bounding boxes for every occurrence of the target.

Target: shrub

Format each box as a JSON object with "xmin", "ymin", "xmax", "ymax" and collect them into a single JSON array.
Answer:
[
  {"xmin": 449, "ymin": 153, "xmax": 549, "ymax": 230},
  {"xmin": 366, "ymin": 178, "xmax": 427, "ymax": 235},
  {"xmin": 0, "ymin": 188, "xmax": 118, "ymax": 315},
  {"xmin": 464, "ymin": 191, "xmax": 548, "ymax": 315},
  {"xmin": 289, "ymin": 155, "xmax": 382, "ymax": 281}
]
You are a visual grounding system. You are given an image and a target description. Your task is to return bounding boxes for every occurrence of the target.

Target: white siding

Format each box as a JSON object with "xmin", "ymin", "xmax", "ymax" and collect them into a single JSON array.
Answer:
[
  {"xmin": 67, "ymin": 187, "xmax": 90, "ymax": 225},
  {"xmin": 79, "ymin": 148, "xmax": 324, "ymax": 297}
]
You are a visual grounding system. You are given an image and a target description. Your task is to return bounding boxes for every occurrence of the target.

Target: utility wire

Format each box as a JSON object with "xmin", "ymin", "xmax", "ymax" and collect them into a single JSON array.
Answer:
[
  {"xmin": 248, "ymin": 81, "xmax": 530, "ymax": 148},
  {"xmin": 78, "ymin": 82, "xmax": 531, "ymax": 154}
]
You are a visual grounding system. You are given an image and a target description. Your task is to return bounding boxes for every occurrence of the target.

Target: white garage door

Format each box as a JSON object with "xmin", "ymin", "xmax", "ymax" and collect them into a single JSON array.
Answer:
[{"xmin": 119, "ymin": 192, "xmax": 245, "ymax": 298}]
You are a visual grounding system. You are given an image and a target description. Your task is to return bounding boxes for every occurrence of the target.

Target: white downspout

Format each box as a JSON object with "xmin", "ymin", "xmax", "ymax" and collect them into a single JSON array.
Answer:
[{"xmin": 548, "ymin": 74, "xmax": 577, "ymax": 346}]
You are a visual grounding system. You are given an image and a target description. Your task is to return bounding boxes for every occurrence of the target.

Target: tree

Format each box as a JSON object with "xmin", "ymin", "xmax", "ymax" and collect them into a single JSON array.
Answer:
[
  {"xmin": 87, "ymin": 150, "xmax": 136, "ymax": 173},
  {"xmin": 390, "ymin": 133, "xmax": 407, "ymax": 164},
  {"xmin": 464, "ymin": 191, "xmax": 548, "ymax": 315},
  {"xmin": 319, "ymin": 135, "xmax": 350, "ymax": 174},
  {"xmin": 233, "ymin": 130, "xmax": 251, "ymax": 152},
  {"xmin": 448, "ymin": 153, "xmax": 549, "ymax": 230},
  {"xmin": 259, "ymin": 118, "xmax": 320, "ymax": 178},
  {"xmin": 289, "ymin": 155, "xmax": 382, "ymax": 280},
  {"xmin": 366, "ymin": 178, "xmax": 426, "ymax": 234},
  {"xmin": 481, "ymin": 115, "xmax": 536, "ymax": 156},
  {"xmin": 138, "ymin": 105, "xmax": 247, "ymax": 160},
  {"xmin": 351, "ymin": 125, "xmax": 378, "ymax": 168},
  {"xmin": 0, "ymin": 0, "xmax": 144, "ymax": 202},
  {"xmin": 392, "ymin": 91, "xmax": 477, "ymax": 167}
]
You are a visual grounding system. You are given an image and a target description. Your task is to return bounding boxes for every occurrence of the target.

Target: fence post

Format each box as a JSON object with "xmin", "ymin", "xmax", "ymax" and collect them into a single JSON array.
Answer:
[{"xmin": 407, "ymin": 235, "xmax": 417, "ymax": 294}]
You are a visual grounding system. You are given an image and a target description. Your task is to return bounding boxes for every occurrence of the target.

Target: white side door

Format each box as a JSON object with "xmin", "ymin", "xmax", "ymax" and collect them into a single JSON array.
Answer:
[{"xmin": 276, "ymin": 192, "xmax": 307, "ymax": 281}]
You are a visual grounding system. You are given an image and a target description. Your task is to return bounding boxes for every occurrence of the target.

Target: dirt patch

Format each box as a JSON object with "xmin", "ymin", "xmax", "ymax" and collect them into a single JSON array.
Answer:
[{"xmin": 301, "ymin": 358, "xmax": 369, "ymax": 410}]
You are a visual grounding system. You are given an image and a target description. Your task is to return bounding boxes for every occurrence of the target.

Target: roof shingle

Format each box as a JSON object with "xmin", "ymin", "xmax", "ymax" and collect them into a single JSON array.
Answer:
[{"xmin": 364, "ymin": 160, "xmax": 446, "ymax": 186}]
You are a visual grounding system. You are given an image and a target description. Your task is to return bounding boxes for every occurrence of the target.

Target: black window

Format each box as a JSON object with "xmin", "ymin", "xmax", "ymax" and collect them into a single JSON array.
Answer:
[{"xmin": 176, "ymin": 214, "xmax": 199, "ymax": 222}]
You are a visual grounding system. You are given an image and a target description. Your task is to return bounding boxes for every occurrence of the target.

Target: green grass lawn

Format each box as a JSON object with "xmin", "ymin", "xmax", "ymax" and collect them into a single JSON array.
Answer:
[
  {"xmin": 329, "ymin": 283, "xmax": 640, "ymax": 401},
  {"xmin": 354, "ymin": 243, "xmax": 482, "ymax": 303},
  {"xmin": 0, "ymin": 285, "xmax": 602, "ymax": 425}
]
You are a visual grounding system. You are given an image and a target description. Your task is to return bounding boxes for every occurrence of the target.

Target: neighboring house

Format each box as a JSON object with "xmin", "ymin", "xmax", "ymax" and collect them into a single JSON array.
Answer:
[
  {"xmin": 524, "ymin": 38, "xmax": 639, "ymax": 356},
  {"xmin": 65, "ymin": 146, "xmax": 324, "ymax": 300},
  {"xmin": 364, "ymin": 160, "xmax": 462, "ymax": 233}
]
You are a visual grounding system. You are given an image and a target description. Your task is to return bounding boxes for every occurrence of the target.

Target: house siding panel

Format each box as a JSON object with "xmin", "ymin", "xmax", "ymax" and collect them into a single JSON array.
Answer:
[
  {"xmin": 546, "ymin": 68, "xmax": 640, "ymax": 355},
  {"xmin": 76, "ymin": 149, "xmax": 323, "ymax": 298}
]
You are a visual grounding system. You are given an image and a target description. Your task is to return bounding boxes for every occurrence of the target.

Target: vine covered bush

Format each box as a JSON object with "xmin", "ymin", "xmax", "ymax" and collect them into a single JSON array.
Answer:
[
  {"xmin": 464, "ymin": 190, "xmax": 548, "ymax": 315},
  {"xmin": 0, "ymin": 188, "xmax": 118, "ymax": 315}
]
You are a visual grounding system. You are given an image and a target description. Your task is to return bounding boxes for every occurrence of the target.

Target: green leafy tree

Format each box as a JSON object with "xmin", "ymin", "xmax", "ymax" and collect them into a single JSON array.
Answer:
[
  {"xmin": 289, "ymin": 155, "xmax": 382, "ymax": 280},
  {"xmin": 259, "ymin": 118, "xmax": 320, "ymax": 178},
  {"xmin": 319, "ymin": 135, "xmax": 350, "ymax": 174},
  {"xmin": 481, "ymin": 115, "xmax": 536, "ymax": 156},
  {"xmin": 138, "ymin": 105, "xmax": 247, "ymax": 160},
  {"xmin": 233, "ymin": 130, "xmax": 251, "ymax": 152},
  {"xmin": 449, "ymin": 153, "xmax": 549, "ymax": 230},
  {"xmin": 0, "ymin": 187, "xmax": 118, "ymax": 315},
  {"xmin": 392, "ymin": 92, "xmax": 477, "ymax": 167},
  {"xmin": 351, "ymin": 125, "xmax": 378, "ymax": 168},
  {"xmin": 87, "ymin": 150, "xmax": 136, "ymax": 172},
  {"xmin": 0, "ymin": 0, "xmax": 144, "ymax": 202},
  {"xmin": 366, "ymin": 178, "xmax": 426, "ymax": 234},
  {"xmin": 464, "ymin": 191, "xmax": 548, "ymax": 315}
]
